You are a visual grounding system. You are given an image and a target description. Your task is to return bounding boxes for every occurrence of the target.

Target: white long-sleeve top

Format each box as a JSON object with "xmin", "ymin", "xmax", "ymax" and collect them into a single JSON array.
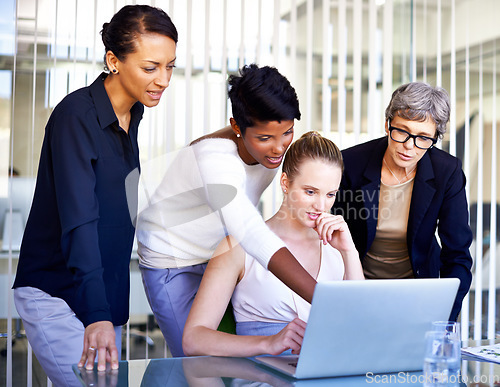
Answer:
[{"xmin": 136, "ymin": 138, "xmax": 286, "ymax": 269}]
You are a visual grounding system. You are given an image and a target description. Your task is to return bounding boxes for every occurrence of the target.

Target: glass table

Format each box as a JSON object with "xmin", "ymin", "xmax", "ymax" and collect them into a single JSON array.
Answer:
[{"xmin": 73, "ymin": 339, "xmax": 500, "ymax": 386}]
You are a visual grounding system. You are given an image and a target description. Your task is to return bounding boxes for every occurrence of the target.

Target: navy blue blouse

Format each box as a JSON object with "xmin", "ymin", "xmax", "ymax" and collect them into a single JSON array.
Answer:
[{"xmin": 14, "ymin": 73, "xmax": 144, "ymax": 327}]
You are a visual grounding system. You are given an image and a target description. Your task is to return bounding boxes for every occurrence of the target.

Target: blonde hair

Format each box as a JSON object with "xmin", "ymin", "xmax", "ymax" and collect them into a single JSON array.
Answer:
[{"xmin": 282, "ymin": 131, "xmax": 343, "ymax": 182}]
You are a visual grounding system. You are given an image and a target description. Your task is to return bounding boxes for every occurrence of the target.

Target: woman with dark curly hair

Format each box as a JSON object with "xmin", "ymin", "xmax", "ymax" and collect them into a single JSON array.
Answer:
[{"xmin": 136, "ymin": 64, "xmax": 319, "ymax": 357}]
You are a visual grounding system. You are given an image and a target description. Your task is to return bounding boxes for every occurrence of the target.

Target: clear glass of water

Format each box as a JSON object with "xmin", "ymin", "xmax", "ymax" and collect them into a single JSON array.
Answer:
[
  {"xmin": 431, "ymin": 321, "xmax": 461, "ymax": 341},
  {"xmin": 423, "ymin": 330, "xmax": 461, "ymax": 387}
]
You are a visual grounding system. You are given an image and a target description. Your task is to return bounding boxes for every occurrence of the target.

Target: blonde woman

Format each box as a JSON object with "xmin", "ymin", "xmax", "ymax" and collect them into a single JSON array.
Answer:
[{"xmin": 183, "ymin": 132, "xmax": 364, "ymax": 357}]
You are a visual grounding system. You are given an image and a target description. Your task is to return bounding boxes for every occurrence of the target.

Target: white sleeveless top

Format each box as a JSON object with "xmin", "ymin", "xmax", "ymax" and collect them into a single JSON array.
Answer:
[{"xmin": 231, "ymin": 243, "xmax": 345, "ymax": 323}]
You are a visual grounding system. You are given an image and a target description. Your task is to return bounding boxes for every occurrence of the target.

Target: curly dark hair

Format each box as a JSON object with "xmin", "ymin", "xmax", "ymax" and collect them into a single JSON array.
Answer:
[{"xmin": 228, "ymin": 64, "xmax": 300, "ymax": 135}]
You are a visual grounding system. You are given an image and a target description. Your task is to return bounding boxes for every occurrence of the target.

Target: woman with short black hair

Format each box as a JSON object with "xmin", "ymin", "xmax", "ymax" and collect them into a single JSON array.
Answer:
[{"xmin": 136, "ymin": 64, "xmax": 320, "ymax": 357}]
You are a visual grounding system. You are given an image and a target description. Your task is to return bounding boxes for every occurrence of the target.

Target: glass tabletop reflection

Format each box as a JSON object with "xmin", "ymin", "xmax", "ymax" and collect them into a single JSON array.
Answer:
[{"xmin": 73, "ymin": 339, "xmax": 499, "ymax": 387}]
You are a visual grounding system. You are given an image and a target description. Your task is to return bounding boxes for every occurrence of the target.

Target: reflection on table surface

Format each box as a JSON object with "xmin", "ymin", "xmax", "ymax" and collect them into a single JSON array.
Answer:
[
  {"xmin": 73, "ymin": 356, "xmax": 422, "ymax": 386},
  {"xmin": 73, "ymin": 339, "xmax": 499, "ymax": 387}
]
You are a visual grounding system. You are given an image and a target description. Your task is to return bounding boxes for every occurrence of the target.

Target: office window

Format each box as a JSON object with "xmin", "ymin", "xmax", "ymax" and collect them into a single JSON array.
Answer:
[{"xmin": 0, "ymin": 0, "xmax": 498, "ymax": 385}]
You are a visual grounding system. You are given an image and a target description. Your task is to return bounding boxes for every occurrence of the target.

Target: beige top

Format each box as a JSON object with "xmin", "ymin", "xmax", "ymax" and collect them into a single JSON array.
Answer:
[{"xmin": 363, "ymin": 178, "xmax": 415, "ymax": 279}]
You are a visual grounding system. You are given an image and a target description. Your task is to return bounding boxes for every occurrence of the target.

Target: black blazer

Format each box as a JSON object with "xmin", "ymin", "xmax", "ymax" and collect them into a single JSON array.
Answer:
[{"xmin": 332, "ymin": 137, "xmax": 473, "ymax": 321}]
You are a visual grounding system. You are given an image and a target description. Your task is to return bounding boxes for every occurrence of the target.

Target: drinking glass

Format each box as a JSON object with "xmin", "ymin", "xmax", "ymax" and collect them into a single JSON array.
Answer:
[
  {"xmin": 431, "ymin": 321, "xmax": 461, "ymax": 341},
  {"xmin": 423, "ymin": 330, "xmax": 461, "ymax": 387}
]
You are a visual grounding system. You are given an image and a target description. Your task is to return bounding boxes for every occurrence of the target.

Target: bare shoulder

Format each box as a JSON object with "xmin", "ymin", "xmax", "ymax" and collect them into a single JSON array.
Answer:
[
  {"xmin": 210, "ymin": 235, "xmax": 246, "ymax": 280},
  {"xmin": 212, "ymin": 235, "xmax": 245, "ymax": 262},
  {"xmin": 190, "ymin": 126, "xmax": 235, "ymax": 145}
]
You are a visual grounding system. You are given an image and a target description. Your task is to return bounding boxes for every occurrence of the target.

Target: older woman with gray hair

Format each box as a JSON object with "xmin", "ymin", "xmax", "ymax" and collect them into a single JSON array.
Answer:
[{"xmin": 332, "ymin": 82, "xmax": 473, "ymax": 321}]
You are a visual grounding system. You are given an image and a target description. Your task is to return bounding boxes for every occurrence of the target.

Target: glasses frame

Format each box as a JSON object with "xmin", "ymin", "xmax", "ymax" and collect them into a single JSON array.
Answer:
[{"xmin": 387, "ymin": 121, "xmax": 438, "ymax": 150}]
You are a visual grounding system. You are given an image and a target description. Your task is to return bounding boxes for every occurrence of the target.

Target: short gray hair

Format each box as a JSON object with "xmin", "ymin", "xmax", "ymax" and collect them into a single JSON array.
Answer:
[{"xmin": 385, "ymin": 82, "xmax": 450, "ymax": 139}]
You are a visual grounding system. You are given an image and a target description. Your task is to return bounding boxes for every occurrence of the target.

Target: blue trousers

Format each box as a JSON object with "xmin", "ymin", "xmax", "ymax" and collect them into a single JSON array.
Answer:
[
  {"xmin": 14, "ymin": 286, "xmax": 122, "ymax": 387},
  {"xmin": 236, "ymin": 321, "xmax": 288, "ymax": 336},
  {"xmin": 140, "ymin": 263, "xmax": 208, "ymax": 357},
  {"xmin": 237, "ymin": 321, "xmax": 292, "ymax": 355}
]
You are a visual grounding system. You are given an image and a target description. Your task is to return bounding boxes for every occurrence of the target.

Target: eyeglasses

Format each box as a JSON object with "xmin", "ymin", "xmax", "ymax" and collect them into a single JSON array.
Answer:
[{"xmin": 388, "ymin": 122, "xmax": 437, "ymax": 150}]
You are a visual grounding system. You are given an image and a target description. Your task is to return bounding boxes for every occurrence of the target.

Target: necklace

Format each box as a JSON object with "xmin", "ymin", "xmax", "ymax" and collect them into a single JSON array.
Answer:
[{"xmin": 383, "ymin": 158, "xmax": 416, "ymax": 185}]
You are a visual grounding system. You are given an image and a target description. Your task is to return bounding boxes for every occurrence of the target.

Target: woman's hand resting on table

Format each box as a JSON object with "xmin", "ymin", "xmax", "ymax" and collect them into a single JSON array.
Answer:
[{"xmin": 78, "ymin": 321, "xmax": 119, "ymax": 371}]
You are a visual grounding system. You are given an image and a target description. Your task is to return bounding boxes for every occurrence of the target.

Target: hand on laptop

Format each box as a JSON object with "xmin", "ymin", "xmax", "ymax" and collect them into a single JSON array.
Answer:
[{"xmin": 265, "ymin": 317, "xmax": 306, "ymax": 355}]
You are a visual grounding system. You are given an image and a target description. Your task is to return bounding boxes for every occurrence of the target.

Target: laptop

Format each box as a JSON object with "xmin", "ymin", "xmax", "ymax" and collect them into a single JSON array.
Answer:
[{"xmin": 253, "ymin": 278, "xmax": 460, "ymax": 379}]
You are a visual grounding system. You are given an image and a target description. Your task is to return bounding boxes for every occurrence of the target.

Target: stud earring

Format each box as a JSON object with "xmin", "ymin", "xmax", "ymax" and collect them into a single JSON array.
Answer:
[
  {"xmin": 112, "ymin": 69, "xmax": 118, "ymax": 74},
  {"xmin": 236, "ymin": 133, "xmax": 241, "ymax": 138},
  {"xmin": 283, "ymin": 189, "xmax": 287, "ymax": 193}
]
